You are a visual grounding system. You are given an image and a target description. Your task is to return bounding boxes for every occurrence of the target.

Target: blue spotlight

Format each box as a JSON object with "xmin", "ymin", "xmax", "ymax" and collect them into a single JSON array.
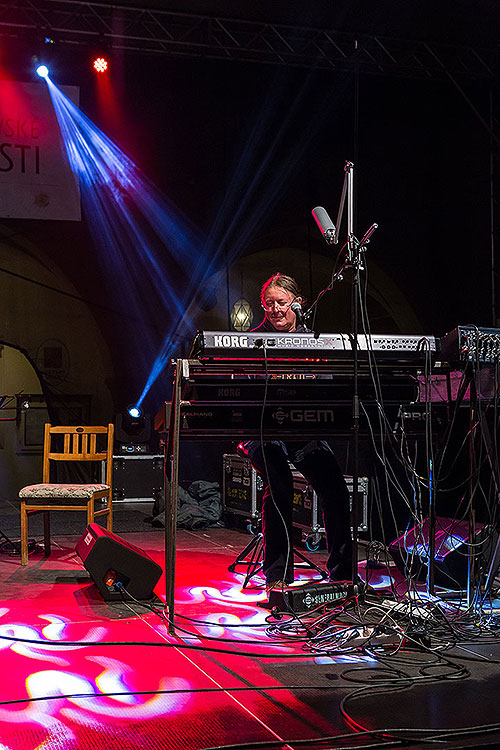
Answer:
[
  {"xmin": 127, "ymin": 405, "xmax": 143, "ymax": 419},
  {"xmin": 43, "ymin": 77, "xmax": 206, "ymax": 406},
  {"xmin": 36, "ymin": 64, "xmax": 49, "ymax": 78}
]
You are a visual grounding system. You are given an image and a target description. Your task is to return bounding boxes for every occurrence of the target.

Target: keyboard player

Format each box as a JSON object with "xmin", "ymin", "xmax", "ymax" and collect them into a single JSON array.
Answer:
[{"xmin": 237, "ymin": 272, "xmax": 353, "ymax": 596}]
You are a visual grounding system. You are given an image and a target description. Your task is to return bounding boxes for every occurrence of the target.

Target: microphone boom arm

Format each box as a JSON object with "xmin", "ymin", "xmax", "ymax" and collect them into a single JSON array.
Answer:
[{"xmin": 334, "ymin": 161, "xmax": 351, "ymax": 245}]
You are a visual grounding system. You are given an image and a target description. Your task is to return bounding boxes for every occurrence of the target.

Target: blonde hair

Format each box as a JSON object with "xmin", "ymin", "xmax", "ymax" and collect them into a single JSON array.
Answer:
[{"xmin": 260, "ymin": 273, "xmax": 303, "ymax": 304}]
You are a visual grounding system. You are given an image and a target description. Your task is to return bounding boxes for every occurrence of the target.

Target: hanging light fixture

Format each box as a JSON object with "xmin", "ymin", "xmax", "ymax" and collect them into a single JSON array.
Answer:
[{"xmin": 230, "ymin": 299, "xmax": 253, "ymax": 331}]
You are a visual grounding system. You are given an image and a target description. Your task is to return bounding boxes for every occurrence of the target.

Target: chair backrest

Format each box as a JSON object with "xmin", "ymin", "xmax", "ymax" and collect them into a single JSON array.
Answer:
[{"xmin": 42, "ymin": 424, "xmax": 114, "ymax": 486}]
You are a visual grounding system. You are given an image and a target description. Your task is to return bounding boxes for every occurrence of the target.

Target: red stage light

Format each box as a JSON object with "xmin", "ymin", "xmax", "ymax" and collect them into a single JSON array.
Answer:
[{"xmin": 93, "ymin": 57, "xmax": 108, "ymax": 73}]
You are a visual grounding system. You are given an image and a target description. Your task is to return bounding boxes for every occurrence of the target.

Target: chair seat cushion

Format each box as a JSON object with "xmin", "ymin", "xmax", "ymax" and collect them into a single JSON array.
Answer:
[{"xmin": 19, "ymin": 483, "xmax": 110, "ymax": 500}]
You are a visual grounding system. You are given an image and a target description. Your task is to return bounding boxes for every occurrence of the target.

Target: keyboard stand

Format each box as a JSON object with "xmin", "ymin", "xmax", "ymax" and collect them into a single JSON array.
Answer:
[{"xmin": 227, "ymin": 530, "xmax": 328, "ymax": 590}]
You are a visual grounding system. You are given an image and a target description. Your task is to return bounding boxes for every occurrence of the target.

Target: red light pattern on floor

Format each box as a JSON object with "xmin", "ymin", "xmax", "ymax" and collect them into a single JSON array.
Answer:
[{"xmin": 0, "ymin": 528, "xmax": 379, "ymax": 749}]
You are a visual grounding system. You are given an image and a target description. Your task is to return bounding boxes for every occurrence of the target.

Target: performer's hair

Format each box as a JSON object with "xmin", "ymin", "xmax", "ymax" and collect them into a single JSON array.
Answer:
[{"xmin": 260, "ymin": 273, "xmax": 304, "ymax": 303}]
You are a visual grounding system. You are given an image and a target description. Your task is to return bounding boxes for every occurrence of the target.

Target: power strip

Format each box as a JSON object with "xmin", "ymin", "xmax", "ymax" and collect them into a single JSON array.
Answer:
[{"xmin": 381, "ymin": 598, "xmax": 434, "ymax": 619}]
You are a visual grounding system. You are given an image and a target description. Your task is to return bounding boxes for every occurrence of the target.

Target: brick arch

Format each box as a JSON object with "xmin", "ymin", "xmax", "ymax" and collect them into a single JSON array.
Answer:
[
  {"xmin": 0, "ymin": 226, "xmax": 114, "ymax": 423},
  {"xmin": 185, "ymin": 246, "xmax": 424, "ymax": 335}
]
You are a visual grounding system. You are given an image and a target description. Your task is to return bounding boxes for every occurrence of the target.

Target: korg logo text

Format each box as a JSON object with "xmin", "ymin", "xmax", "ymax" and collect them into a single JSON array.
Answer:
[
  {"xmin": 217, "ymin": 387, "xmax": 241, "ymax": 398},
  {"xmin": 213, "ymin": 335, "xmax": 248, "ymax": 348}
]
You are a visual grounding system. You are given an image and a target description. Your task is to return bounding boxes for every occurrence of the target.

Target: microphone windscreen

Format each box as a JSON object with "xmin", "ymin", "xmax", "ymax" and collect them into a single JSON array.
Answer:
[{"xmin": 312, "ymin": 206, "xmax": 335, "ymax": 235}]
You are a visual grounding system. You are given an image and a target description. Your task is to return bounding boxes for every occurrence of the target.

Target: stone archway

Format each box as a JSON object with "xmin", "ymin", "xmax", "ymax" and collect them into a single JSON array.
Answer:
[
  {"xmin": 0, "ymin": 344, "xmax": 47, "ymax": 502},
  {"xmin": 0, "ymin": 223, "xmax": 114, "ymax": 425},
  {"xmin": 0, "ymin": 225, "xmax": 116, "ymax": 501},
  {"xmin": 184, "ymin": 246, "xmax": 424, "ymax": 337}
]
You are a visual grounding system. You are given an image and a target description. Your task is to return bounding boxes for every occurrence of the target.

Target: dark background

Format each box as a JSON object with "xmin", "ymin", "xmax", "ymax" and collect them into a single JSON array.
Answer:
[
  {"xmin": 0, "ymin": 0, "xmax": 498, "ymax": 543},
  {"xmin": 1, "ymin": 0, "xmax": 499, "ymax": 411}
]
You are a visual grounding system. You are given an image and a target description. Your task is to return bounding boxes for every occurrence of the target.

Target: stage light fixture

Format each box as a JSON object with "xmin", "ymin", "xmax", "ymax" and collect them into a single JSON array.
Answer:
[
  {"xmin": 116, "ymin": 405, "xmax": 151, "ymax": 452},
  {"xmin": 127, "ymin": 405, "xmax": 143, "ymax": 419},
  {"xmin": 93, "ymin": 57, "xmax": 108, "ymax": 73},
  {"xmin": 36, "ymin": 64, "xmax": 49, "ymax": 78}
]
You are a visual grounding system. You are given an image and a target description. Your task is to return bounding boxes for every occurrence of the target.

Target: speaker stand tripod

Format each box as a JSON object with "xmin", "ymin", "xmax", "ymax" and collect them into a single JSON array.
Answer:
[
  {"xmin": 227, "ymin": 531, "xmax": 328, "ymax": 589},
  {"xmin": 0, "ymin": 527, "xmax": 33, "ymax": 557}
]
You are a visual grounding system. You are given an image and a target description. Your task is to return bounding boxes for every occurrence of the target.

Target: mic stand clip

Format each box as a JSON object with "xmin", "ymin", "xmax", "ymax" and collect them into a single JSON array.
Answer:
[{"xmin": 345, "ymin": 223, "xmax": 378, "ymax": 271}]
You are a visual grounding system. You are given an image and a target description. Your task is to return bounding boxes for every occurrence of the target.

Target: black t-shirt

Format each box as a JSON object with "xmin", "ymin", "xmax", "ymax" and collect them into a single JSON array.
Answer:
[{"xmin": 251, "ymin": 318, "xmax": 310, "ymax": 333}]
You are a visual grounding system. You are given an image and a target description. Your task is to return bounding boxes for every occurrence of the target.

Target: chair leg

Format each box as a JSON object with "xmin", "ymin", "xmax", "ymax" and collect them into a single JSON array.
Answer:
[
  {"xmin": 106, "ymin": 494, "xmax": 113, "ymax": 532},
  {"xmin": 43, "ymin": 512, "xmax": 51, "ymax": 557},
  {"xmin": 88, "ymin": 498, "xmax": 95, "ymax": 525},
  {"xmin": 20, "ymin": 502, "xmax": 28, "ymax": 566}
]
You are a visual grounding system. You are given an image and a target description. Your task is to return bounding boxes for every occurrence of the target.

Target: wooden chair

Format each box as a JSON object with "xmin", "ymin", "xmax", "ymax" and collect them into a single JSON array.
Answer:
[{"xmin": 19, "ymin": 424, "xmax": 114, "ymax": 565}]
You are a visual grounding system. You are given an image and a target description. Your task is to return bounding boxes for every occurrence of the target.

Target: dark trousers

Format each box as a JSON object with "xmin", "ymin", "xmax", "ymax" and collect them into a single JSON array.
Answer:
[{"xmin": 239, "ymin": 441, "xmax": 353, "ymax": 583}]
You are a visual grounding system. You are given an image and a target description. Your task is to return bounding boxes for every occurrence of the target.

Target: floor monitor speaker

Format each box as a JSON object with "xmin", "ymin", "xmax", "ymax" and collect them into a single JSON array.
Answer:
[
  {"xmin": 388, "ymin": 517, "xmax": 496, "ymax": 589},
  {"xmin": 76, "ymin": 523, "xmax": 162, "ymax": 601}
]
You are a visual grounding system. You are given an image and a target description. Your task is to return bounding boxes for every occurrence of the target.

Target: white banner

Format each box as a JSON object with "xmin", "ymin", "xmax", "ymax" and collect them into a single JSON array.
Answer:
[{"xmin": 0, "ymin": 80, "xmax": 81, "ymax": 220}]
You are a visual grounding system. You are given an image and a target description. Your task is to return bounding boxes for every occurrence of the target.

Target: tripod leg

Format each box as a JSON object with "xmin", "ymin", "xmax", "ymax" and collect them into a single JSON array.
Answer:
[
  {"xmin": 293, "ymin": 547, "xmax": 328, "ymax": 579},
  {"xmin": 228, "ymin": 529, "xmax": 328, "ymax": 589},
  {"xmin": 228, "ymin": 532, "xmax": 262, "ymax": 571},
  {"xmin": 228, "ymin": 532, "xmax": 264, "ymax": 587},
  {"xmin": 242, "ymin": 537, "xmax": 264, "ymax": 588}
]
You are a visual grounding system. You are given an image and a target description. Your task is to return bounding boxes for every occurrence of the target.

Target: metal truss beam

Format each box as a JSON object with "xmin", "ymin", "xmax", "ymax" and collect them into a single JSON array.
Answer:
[{"xmin": 0, "ymin": 0, "xmax": 499, "ymax": 80}]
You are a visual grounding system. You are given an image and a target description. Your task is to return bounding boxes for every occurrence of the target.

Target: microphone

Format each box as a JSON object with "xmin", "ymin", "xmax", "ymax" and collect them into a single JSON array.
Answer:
[
  {"xmin": 291, "ymin": 301, "xmax": 305, "ymax": 327},
  {"xmin": 312, "ymin": 206, "xmax": 336, "ymax": 245}
]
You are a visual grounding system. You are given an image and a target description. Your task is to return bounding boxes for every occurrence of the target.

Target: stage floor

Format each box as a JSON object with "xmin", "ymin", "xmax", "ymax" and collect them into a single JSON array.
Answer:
[{"xmin": 1, "ymin": 512, "xmax": 500, "ymax": 750}]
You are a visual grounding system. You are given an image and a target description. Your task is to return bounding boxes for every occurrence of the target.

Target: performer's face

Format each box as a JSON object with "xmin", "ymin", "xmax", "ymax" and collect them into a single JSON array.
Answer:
[{"xmin": 261, "ymin": 286, "xmax": 300, "ymax": 332}]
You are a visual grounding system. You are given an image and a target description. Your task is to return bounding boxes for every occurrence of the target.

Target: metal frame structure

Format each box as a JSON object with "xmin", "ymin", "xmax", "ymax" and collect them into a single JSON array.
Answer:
[
  {"xmin": 3, "ymin": 0, "xmax": 500, "ymax": 601},
  {"xmin": 2, "ymin": 5, "xmax": 498, "ymax": 309},
  {"xmin": 0, "ymin": 1, "xmax": 499, "ymax": 80}
]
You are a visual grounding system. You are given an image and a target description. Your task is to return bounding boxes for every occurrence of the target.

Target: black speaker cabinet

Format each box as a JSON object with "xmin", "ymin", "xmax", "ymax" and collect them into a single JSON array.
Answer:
[
  {"xmin": 389, "ymin": 517, "xmax": 497, "ymax": 589},
  {"xmin": 76, "ymin": 523, "xmax": 162, "ymax": 601},
  {"xmin": 112, "ymin": 454, "xmax": 164, "ymax": 503}
]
